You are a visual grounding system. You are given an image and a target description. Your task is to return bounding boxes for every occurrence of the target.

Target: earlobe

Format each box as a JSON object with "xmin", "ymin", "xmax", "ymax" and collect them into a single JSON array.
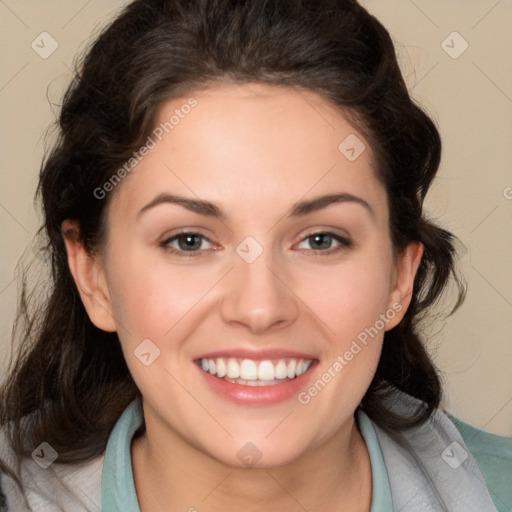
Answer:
[
  {"xmin": 385, "ymin": 241, "xmax": 423, "ymax": 330},
  {"xmin": 61, "ymin": 220, "xmax": 117, "ymax": 333}
]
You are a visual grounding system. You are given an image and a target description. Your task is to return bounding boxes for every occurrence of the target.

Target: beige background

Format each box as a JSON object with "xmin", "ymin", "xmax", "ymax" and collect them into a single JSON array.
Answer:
[{"xmin": 0, "ymin": 0, "xmax": 511, "ymax": 435}]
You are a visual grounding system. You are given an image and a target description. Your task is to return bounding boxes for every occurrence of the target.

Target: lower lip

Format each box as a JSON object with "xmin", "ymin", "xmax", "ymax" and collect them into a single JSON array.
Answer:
[{"xmin": 195, "ymin": 361, "xmax": 318, "ymax": 406}]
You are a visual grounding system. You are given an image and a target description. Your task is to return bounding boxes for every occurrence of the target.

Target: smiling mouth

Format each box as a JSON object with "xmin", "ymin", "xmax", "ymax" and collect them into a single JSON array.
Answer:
[{"xmin": 196, "ymin": 357, "xmax": 315, "ymax": 386}]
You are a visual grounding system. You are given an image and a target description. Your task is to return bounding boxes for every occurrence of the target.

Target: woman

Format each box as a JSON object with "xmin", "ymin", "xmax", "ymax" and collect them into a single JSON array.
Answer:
[{"xmin": 1, "ymin": 0, "xmax": 510, "ymax": 510}]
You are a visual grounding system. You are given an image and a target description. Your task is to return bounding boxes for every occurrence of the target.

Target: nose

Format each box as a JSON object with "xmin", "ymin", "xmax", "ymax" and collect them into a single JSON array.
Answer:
[{"xmin": 220, "ymin": 249, "xmax": 299, "ymax": 334}]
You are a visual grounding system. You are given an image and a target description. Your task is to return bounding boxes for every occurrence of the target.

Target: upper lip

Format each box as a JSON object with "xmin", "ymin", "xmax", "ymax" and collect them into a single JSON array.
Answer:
[{"xmin": 195, "ymin": 348, "xmax": 318, "ymax": 361}]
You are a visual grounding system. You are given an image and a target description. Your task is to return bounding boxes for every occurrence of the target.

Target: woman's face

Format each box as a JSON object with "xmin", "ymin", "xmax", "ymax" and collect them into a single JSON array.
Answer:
[{"xmin": 75, "ymin": 83, "xmax": 420, "ymax": 467}]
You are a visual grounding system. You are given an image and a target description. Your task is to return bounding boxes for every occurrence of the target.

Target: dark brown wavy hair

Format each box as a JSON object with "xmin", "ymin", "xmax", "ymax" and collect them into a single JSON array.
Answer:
[{"xmin": 1, "ymin": 0, "xmax": 465, "ymax": 491}]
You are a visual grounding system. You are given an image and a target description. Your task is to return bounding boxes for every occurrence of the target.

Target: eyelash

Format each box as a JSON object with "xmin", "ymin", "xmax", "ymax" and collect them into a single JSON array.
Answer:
[{"xmin": 159, "ymin": 231, "xmax": 353, "ymax": 257}]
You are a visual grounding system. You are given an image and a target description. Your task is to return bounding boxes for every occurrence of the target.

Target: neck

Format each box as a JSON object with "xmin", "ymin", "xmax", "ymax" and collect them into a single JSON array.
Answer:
[{"xmin": 131, "ymin": 411, "xmax": 372, "ymax": 512}]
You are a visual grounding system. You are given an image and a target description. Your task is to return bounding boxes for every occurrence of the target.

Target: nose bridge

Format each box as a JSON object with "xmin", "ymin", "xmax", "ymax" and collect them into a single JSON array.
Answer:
[{"xmin": 220, "ymin": 242, "xmax": 298, "ymax": 332}]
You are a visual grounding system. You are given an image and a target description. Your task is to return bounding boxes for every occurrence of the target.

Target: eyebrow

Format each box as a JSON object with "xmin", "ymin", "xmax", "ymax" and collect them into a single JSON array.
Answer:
[{"xmin": 137, "ymin": 192, "xmax": 375, "ymax": 220}]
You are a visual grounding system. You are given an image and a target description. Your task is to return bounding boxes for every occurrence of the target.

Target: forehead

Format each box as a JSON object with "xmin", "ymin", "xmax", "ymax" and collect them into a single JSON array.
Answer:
[
  {"xmin": 109, "ymin": 82, "xmax": 386, "ymax": 222},
  {"xmin": 152, "ymin": 82, "xmax": 374, "ymax": 173}
]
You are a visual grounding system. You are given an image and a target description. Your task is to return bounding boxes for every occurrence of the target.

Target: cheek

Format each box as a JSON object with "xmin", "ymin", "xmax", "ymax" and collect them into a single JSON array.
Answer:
[
  {"xmin": 104, "ymin": 250, "xmax": 220, "ymax": 402},
  {"xmin": 298, "ymin": 258, "xmax": 393, "ymax": 342},
  {"xmin": 105, "ymin": 244, "xmax": 218, "ymax": 345},
  {"xmin": 293, "ymin": 252, "xmax": 393, "ymax": 402},
  {"xmin": 289, "ymin": 266, "xmax": 391, "ymax": 450}
]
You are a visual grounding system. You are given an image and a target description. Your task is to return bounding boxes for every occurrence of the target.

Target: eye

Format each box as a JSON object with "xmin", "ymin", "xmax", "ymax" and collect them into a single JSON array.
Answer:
[
  {"xmin": 296, "ymin": 232, "xmax": 352, "ymax": 254},
  {"xmin": 160, "ymin": 232, "xmax": 215, "ymax": 255},
  {"xmin": 159, "ymin": 230, "xmax": 352, "ymax": 257}
]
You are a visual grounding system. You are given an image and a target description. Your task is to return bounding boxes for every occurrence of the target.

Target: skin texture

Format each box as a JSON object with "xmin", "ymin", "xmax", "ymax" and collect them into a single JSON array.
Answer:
[{"xmin": 63, "ymin": 82, "xmax": 422, "ymax": 511}]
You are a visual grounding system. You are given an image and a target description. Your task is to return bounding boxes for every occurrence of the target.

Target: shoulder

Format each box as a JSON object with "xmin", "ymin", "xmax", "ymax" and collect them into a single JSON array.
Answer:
[
  {"xmin": 0, "ymin": 428, "xmax": 104, "ymax": 512},
  {"xmin": 447, "ymin": 413, "xmax": 512, "ymax": 512},
  {"xmin": 0, "ymin": 398, "xmax": 142, "ymax": 512},
  {"xmin": 369, "ymin": 386, "xmax": 510, "ymax": 511}
]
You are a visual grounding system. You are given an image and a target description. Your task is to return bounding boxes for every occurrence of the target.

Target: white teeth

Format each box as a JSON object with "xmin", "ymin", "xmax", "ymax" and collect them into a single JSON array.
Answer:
[
  {"xmin": 235, "ymin": 378, "xmax": 282, "ymax": 386},
  {"xmin": 226, "ymin": 358, "xmax": 240, "ymax": 379},
  {"xmin": 274, "ymin": 360, "xmax": 288, "ymax": 379},
  {"xmin": 287, "ymin": 359, "xmax": 296, "ymax": 379},
  {"xmin": 216, "ymin": 358, "xmax": 227, "ymax": 378},
  {"xmin": 296, "ymin": 360, "xmax": 313, "ymax": 376},
  {"xmin": 257, "ymin": 360, "xmax": 275, "ymax": 380},
  {"xmin": 296, "ymin": 360, "xmax": 306, "ymax": 376},
  {"xmin": 199, "ymin": 356, "xmax": 314, "ymax": 383},
  {"xmin": 240, "ymin": 359, "xmax": 258, "ymax": 380}
]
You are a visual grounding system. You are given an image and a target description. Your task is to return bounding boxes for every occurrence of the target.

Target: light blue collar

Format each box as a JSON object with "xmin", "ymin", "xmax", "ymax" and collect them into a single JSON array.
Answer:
[
  {"xmin": 358, "ymin": 410, "xmax": 394, "ymax": 511},
  {"xmin": 101, "ymin": 398, "xmax": 142, "ymax": 512}
]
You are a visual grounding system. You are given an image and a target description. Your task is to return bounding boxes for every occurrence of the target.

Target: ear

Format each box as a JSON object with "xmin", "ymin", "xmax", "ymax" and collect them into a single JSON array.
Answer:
[
  {"xmin": 61, "ymin": 219, "xmax": 117, "ymax": 332},
  {"xmin": 385, "ymin": 241, "xmax": 423, "ymax": 331}
]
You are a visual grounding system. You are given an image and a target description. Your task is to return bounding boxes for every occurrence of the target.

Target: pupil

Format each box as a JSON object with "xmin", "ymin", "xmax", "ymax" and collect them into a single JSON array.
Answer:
[
  {"xmin": 179, "ymin": 234, "xmax": 201, "ymax": 250},
  {"xmin": 311, "ymin": 234, "xmax": 331, "ymax": 249}
]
